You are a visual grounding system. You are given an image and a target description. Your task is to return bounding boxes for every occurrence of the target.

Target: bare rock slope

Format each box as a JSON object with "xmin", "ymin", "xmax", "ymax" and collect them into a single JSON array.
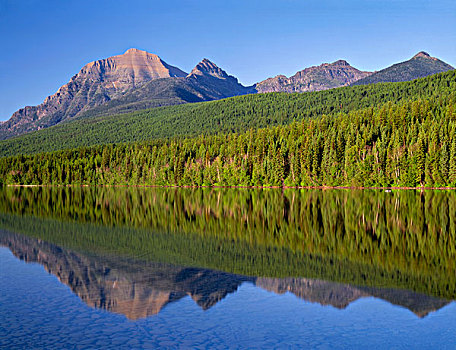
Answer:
[{"xmin": 255, "ymin": 60, "xmax": 372, "ymax": 93}]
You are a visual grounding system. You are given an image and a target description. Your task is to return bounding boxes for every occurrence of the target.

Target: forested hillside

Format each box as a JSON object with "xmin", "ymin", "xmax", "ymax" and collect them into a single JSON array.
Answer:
[
  {"xmin": 1, "ymin": 70, "xmax": 455, "ymax": 158},
  {"xmin": 1, "ymin": 90, "xmax": 455, "ymax": 187}
]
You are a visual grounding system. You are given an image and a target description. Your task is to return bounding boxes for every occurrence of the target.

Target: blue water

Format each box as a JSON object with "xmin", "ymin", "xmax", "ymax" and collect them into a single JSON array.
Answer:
[{"xmin": 1, "ymin": 247, "xmax": 456, "ymax": 349}]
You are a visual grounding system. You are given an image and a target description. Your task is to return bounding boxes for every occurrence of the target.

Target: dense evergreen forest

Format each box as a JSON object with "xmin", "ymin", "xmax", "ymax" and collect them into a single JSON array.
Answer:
[
  {"xmin": 0, "ymin": 187, "xmax": 455, "ymax": 298},
  {"xmin": 0, "ymin": 70, "xmax": 454, "ymax": 158},
  {"xmin": 1, "ymin": 89, "xmax": 456, "ymax": 187}
]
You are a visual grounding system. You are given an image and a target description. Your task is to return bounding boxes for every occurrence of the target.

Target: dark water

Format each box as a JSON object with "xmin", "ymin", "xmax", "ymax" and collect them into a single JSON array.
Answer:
[{"xmin": 1, "ymin": 187, "xmax": 456, "ymax": 349}]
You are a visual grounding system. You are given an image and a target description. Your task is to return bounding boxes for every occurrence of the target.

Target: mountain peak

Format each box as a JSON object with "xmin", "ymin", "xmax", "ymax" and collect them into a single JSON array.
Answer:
[
  {"xmin": 120, "ymin": 48, "xmax": 163, "ymax": 60},
  {"xmin": 332, "ymin": 60, "xmax": 351, "ymax": 66},
  {"xmin": 124, "ymin": 48, "xmax": 149, "ymax": 55},
  {"xmin": 319, "ymin": 60, "xmax": 351, "ymax": 68},
  {"xmin": 413, "ymin": 51, "xmax": 432, "ymax": 59},
  {"xmin": 81, "ymin": 49, "xmax": 186, "ymax": 81},
  {"xmin": 188, "ymin": 58, "xmax": 230, "ymax": 79},
  {"xmin": 200, "ymin": 58, "xmax": 217, "ymax": 67},
  {"xmin": 0, "ymin": 49, "xmax": 187, "ymax": 138},
  {"xmin": 353, "ymin": 51, "xmax": 453, "ymax": 86}
]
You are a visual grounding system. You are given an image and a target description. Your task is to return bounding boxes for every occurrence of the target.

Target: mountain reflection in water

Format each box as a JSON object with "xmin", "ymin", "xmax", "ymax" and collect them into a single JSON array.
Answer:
[{"xmin": 1, "ymin": 230, "xmax": 450, "ymax": 320}]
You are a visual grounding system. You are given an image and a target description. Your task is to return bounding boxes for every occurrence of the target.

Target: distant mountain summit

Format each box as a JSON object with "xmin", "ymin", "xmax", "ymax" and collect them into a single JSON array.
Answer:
[
  {"xmin": 255, "ymin": 60, "xmax": 372, "ymax": 93},
  {"xmin": 352, "ymin": 51, "xmax": 454, "ymax": 86},
  {"xmin": 189, "ymin": 58, "xmax": 231, "ymax": 79},
  {"xmin": 0, "ymin": 49, "xmax": 187, "ymax": 139},
  {"xmin": 186, "ymin": 58, "xmax": 253, "ymax": 99}
]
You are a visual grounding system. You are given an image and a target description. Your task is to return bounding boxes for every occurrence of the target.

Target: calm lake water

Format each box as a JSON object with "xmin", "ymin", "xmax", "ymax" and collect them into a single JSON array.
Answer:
[{"xmin": 1, "ymin": 187, "xmax": 456, "ymax": 349}]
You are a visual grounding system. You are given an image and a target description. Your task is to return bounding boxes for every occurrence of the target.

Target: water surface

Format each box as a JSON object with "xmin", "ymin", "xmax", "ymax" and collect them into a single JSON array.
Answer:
[{"xmin": 1, "ymin": 187, "xmax": 455, "ymax": 348}]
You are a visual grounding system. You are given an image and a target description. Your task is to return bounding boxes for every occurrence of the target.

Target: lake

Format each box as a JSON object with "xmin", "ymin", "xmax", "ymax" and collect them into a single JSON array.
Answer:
[{"xmin": 1, "ymin": 187, "xmax": 455, "ymax": 349}]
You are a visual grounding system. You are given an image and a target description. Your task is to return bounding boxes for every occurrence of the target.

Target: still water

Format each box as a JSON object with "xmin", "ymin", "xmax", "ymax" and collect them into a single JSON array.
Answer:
[{"xmin": 1, "ymin": 187, "xmax": 456, "ymax": 349}]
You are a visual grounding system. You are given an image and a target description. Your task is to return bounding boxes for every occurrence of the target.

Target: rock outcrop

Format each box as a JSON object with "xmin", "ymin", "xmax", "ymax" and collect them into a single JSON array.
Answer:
[{"xmin": 255, "ymin": 60, "xmax": 372, "ymax": 93}]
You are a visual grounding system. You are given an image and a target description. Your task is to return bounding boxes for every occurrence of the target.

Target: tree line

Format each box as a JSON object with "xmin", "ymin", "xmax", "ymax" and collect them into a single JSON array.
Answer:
[{"xmin": 1, "ymin": 94, "xmax": 456, "ymax": 187}]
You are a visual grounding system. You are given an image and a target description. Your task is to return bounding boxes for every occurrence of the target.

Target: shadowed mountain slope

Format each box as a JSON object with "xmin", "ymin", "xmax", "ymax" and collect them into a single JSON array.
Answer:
[{"xmin": 352, "ymin": 51, "xmax": 454, "ymax": 86}]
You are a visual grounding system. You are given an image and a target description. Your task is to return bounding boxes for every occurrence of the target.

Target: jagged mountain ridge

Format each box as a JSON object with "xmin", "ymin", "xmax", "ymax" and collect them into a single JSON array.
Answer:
[
  {"xmin": 1, "ymin": 230, "xmax": 450, "ymax": 320},
  {"xmin": 76, "ymin": 58, "xmax": 254, "ymax": 120},
  {"xmin": 352, "ymin": 51, "xmax": 454, "ymax": 85},
  {"xmin": 255, "ymin": 60, "xmax": 372, "ymax": 93}
]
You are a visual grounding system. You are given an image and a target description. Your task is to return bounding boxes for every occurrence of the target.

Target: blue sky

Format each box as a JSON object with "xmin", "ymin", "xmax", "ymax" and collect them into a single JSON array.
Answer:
[{"xmin": 0, "ymin": 0, "xmax": 455, "ymax": 120}]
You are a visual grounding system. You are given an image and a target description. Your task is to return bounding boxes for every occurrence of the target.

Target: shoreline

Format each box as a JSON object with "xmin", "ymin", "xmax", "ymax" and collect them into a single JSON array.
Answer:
[{"xmin": 5, "ymin": 184, "xmax": 456, "ymax": 190}]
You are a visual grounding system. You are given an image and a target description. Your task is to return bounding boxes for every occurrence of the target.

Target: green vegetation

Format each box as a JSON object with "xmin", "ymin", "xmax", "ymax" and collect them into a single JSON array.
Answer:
[
  {"xmin": 0, "ymin": 70, "xmax": 454, "ymax": 158},
  {"xmin": 1, "ymin": 87, "xmax": 456, "ymax": 187},
  {"xmin": 1, "ymin": 187, "xmax": 455, "ymax": 298}
]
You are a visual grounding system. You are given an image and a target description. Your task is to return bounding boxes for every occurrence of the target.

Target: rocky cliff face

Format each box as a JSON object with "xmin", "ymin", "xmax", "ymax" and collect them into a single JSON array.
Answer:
[
  {"xmin": 0, "ymin": 49, "xmax": 187, "ymax": 139},
  {"xmin": 0, "ymin": 230, "xmax": 450, "ymax": 320},
  {"xmin": 255, "ymin": 60, "xmax": 372, "ymax": 93}
]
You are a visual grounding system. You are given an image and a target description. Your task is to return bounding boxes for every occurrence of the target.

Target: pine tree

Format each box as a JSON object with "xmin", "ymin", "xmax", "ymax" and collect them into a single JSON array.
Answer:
[
  {"xmin": 449, "ymin": 139, "xmax": 456, "ymax": 185},
  {"xmin": 440, "ymin": 142, "xmax": 450, "ymax": 184}
]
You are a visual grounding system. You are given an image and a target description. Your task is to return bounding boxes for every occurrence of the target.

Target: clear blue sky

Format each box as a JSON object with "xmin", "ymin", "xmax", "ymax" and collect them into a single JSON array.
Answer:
[{"xmin": 0, "ymin": 0, "xmax": 455, "ymax": 120}]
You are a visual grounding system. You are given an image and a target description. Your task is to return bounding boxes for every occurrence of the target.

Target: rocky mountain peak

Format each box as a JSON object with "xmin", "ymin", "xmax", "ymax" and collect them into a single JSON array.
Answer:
[
  {"xmin": 331, "ymin": 59, "xmax": 351, "ymax": 66},
  {"xmin": 118, "ymin": 48, "xmax": 163, "ymax": 62},
  {"xmin": 413, "ymin": 51, "xmax": 432, "ymax": 59},
  {"xmin": 320, "ymin": 60, "xmax": 351, "ymax": 68},
  {"xmin": 82, "ymin": 48, "xmax": 187, "ymax": 79},
  {"xmin": 189, "ymin": 58, "xmax": 230, "ymax": 79},
  {"xmin": 123, "ymin": 48, "xmax": 148, "ymax": 55},
  {"xmin": 0, "ymin": 49, "xmax": 188, "ymax": 138}
]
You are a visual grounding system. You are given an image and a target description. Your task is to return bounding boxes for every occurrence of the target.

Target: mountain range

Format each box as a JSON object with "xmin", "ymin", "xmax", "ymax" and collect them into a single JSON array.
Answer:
[{"xmin": 0, "ymin": 49, "xmax": 453, "ymax": 140}]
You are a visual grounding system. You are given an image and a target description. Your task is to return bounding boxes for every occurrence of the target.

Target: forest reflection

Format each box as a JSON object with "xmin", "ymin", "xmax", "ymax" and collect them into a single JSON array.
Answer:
[{"xmin": 0, "ymin": 187, "xmax": 455, "ymax": 300}]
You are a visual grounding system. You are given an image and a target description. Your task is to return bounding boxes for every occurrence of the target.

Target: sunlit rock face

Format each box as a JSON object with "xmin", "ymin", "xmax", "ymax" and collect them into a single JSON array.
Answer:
[{"xmin": 0, "ymin": 49, "xmax": 187, "ymax": 138}]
